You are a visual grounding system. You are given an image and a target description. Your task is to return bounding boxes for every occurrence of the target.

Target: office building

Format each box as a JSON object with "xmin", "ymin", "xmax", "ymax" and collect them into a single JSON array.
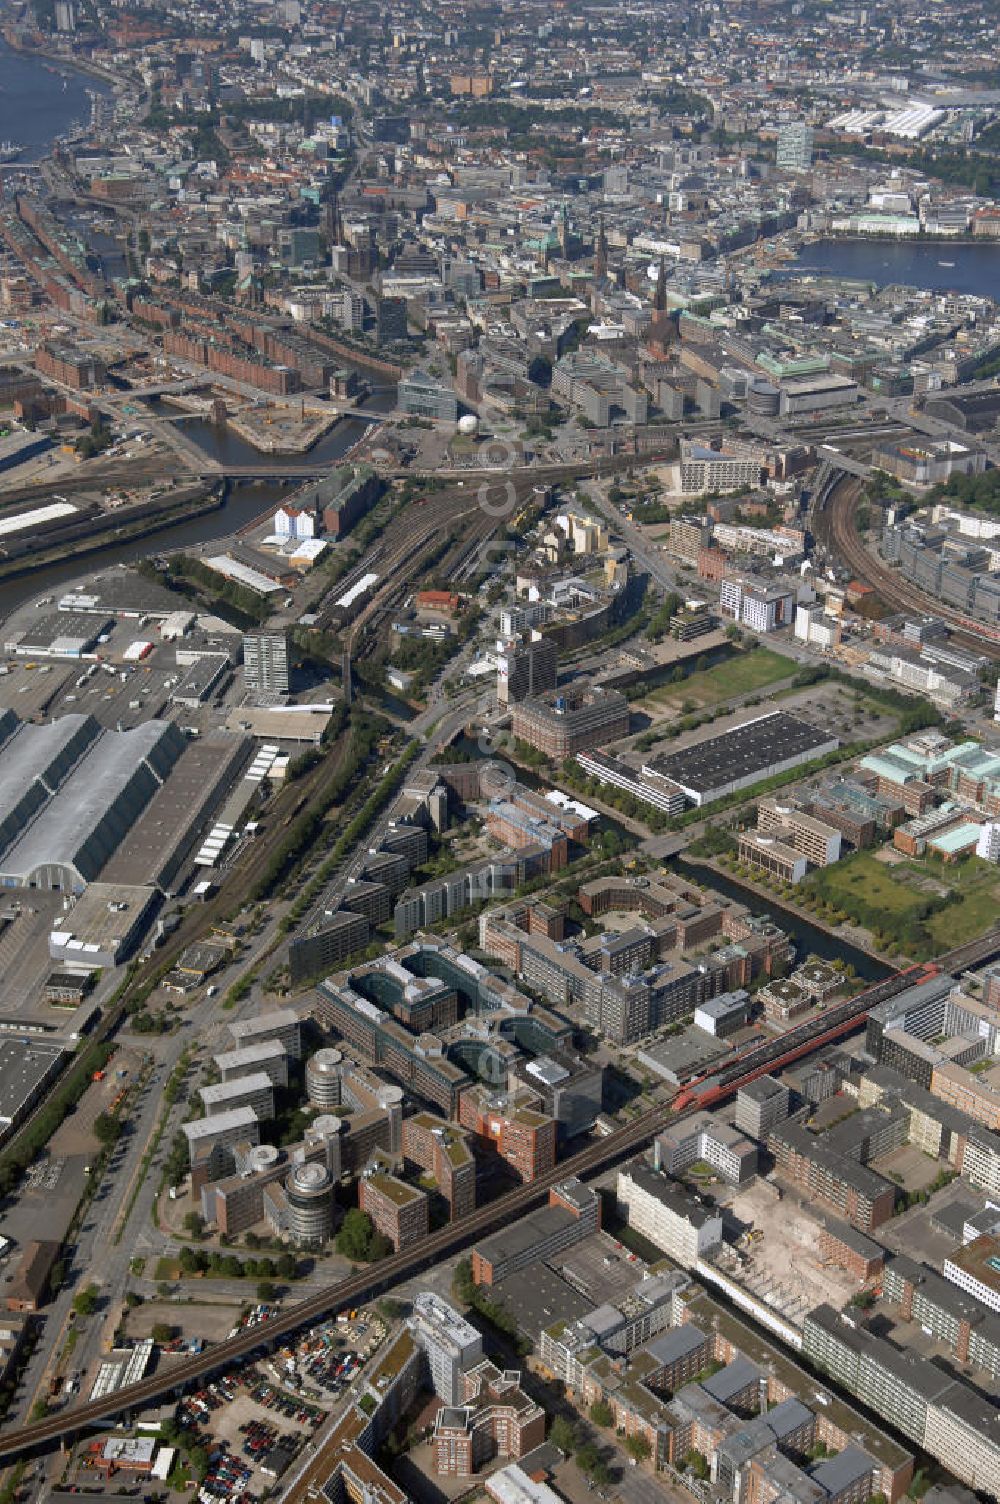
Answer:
[
  {"xmin": 243, "ymin": 630, "xmax": 290, "ymax": 698},
  {"xmin": 776, "ymin": 122, "xmax": 814, "ymax": 172},
  {"xmin": 735, "ymin": 1075, "xmax": 790, "ymax": 1140},
  {"xmin": 214, "ymin": 1040, "xmax": 288, "ymax": 1090},
  {"xmin": 496, "ymin": 634, "xmax": 558, "ymax": 708},
  {"xmin": 472, "ymin": 1179, "xmax": 598, "ymax": 1285},
  {"xmin": 616, "ymin": 1159, "xmax": 723, "ymax": 1265},
  {"xmin": 229, "ymin": 1008, "xmax": 302, "ymax": 1060},
  {"xmin": 738, "ymin": 829, "xmax": 808, "ymax": 883},
  {"xmin": 511, "ymin": 684, "xmax": 629, "ymax": 759},
  {"xmin": 198, "ymin": 1071, "xmax": 274, "ymax": 1124},
  {"xmin": 458, "ymin": 1086, "xmax": 557, "ymax": 1183},
  {"xmin": 183, "ymin": 1106, "xmax": 259, "ymax": 1193},
  {"xmin": 284, "ymin": 1161, "xmax": 335, "ymax": 1246},
  {"xmin": 757, "ymin": 798, "xmax": 843, "ymax": 866},
  {"xmin": 397, "ymin": 367, "xmax": 458, "ymax": 421}
]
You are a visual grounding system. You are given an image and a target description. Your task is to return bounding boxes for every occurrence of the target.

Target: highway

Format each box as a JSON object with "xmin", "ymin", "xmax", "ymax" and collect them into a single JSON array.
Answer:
[{"xmin": 0, "ymin": 963, "xmax": 922, "ymax": 1461}]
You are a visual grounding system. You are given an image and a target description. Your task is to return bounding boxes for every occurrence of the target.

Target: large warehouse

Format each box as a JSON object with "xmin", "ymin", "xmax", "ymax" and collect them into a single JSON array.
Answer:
[
  {"xmin": 644, "ymin": 712, "xmax": 839, "ymax": 807},
  {"xmin": 0, "ymin": 713, "xmax": 187, "ymax": 892}
]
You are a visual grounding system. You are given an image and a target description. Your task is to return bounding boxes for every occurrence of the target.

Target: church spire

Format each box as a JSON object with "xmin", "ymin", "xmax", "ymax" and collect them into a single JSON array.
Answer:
[
  {"xmin": 594, "ymin": 214, "xmax": 608, "ymax": 280},
  {"xmin": 654, "ymin": 256, "xmax": 667, "ymax": 313}
]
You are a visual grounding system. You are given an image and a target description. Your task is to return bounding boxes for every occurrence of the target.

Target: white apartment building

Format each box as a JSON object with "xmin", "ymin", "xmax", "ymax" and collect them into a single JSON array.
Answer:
[
  {"xmin": 976, "ymin": 823, "xmax": 1000, "ymax": 864},
  {"xmin": 410, "ymin": 1291, "xmax": 483, "ymax": 1405},
  {"xmin": 720, "ymin": 576, "xmax": 795, "ymax": 633},
  {"xmin": 616, "ymin": 1160, "xmax": 723, "ymax": 1266}
]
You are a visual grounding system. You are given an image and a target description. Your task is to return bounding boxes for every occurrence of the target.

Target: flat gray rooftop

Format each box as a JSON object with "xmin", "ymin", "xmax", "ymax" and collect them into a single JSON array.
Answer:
[
  {"xmin": 0, "ymin": 720, "xmax": 185, "ymax": 890},
  {"xmin": 0, "ymin": 1037, "xmax": 64, "ymax": 1127}
]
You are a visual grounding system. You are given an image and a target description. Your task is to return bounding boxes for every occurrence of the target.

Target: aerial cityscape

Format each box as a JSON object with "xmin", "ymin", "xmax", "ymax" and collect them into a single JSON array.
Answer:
[{"xmin": 1, "ymin": 1, "xmax": 1000, "ymax": 1502}]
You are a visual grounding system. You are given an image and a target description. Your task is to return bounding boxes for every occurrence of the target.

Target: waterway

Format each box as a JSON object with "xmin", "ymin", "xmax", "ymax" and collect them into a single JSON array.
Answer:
[
  {"xmin": 0, "ymin": 478, "xmax": 297, "ymax": 616},
  {"xmin": 178, "ymin": 412, "xmax": 372, "ymax": 469},
  {"xmin": 672, "ymin": 856, "xmax": 891, "ymax": 981},
  {"xmin": 792, "ymin": 237, "xmax": 1000, "ymax": 298},
  {"xmin": 0, "ymin": 37, "xmax": 110, "ymax": 161}
]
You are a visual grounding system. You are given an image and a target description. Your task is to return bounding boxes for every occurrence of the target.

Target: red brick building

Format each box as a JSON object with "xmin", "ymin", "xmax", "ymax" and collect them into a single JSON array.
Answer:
[
  {"xmin": 458, "ymin": 1085, "xmax": 556, "ymax": 1183},
  {"xmin": 433, "ymin": 1361, "xmax": 545, "ymax": 1477},
  {"xmin": 359, "ymin": 1170, "xmax": 429, "ymax": 1251},
  {"xmin": 401, "ymin": 1113, "xmax": 476, "ymax": 1219}
]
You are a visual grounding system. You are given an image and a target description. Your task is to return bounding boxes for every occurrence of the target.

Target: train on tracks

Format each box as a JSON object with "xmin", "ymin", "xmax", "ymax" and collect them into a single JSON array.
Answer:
[
  {"xmin": 0, "ymin": 960, "xmax": 938, "ymax": 1460},
  {"xmin": 672, "ymin": 961, "xmax": 938, "ymax": 1113}
]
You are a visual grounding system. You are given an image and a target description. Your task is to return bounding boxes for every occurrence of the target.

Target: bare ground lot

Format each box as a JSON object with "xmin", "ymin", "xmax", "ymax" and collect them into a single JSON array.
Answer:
[{"xmin": 725, "ymin": 1179, "xmax": 859, "ymax": 1323}]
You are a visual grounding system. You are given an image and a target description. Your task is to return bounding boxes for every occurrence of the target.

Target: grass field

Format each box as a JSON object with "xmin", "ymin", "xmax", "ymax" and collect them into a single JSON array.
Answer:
[
  {"xmin": 921, "ymin": 862, "xmax": 1000, "ymax": 950},
  {"xmin": 806, "ymin": 849, "xmax": 1000, "ymax": 956},
  {"xmin": 812, "ymin": 852, "xmax": 917, "ymax": 915},
  {"xmin": 646, "ymin": 648, "xmax": 794, "ymax": 710}
]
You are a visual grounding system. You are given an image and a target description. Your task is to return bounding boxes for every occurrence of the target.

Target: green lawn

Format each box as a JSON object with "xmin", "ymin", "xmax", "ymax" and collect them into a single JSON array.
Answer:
[
  {"xmin": 810, "ymin": 851, "xmax": 919, "ymax": 916},
  {"xmin": 806, "ymin": 850, "xmax": 1000, "ymax": 957},
  {"xmin": 647, "ymin": 648, "xmax": 794, "ymax": 710},
  {"xmin": 923, "ymin": 869, "xmax": 1000, "ymax": 950}
]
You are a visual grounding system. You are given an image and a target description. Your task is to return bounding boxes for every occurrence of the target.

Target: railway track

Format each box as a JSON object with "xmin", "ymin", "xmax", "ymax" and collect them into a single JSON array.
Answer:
[
  {"xmin": 818, "ymin": 473, "xmax": 1000, "ymax": 661},
  {"xmin": 0, "ymin": 733, "xmax": 351, "ymax": 1179},
  {"xmin": 0, "ymin": 964, "xmax": 925, "ymax": 1461}
]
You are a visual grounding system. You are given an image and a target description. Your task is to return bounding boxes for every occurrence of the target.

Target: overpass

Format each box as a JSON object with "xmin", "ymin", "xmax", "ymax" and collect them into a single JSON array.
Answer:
[{"xmin": 816, "ymin": 443, "xmax": 872, "ymax": 479}]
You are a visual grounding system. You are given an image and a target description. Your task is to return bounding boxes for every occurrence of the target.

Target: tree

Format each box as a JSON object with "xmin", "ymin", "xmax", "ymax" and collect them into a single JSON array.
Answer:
[
  {"xmin": 549, "ymin": 1416, "xmax": 578, "ymax": 1455},
  {"xmin": 336, "ymin": 1207, "xmax": 377, "ymax": 1262},
  {"xmin": 625, "ymin": 1434, "xmax": 652, "ymax": 1462},
  {"xmin": 276, "ymin": 1253, "xmax": 297, "ymax": 1280},
  {"xmin": 684, "ymin": 1448, "xmax": 710, "ymax": 1481},
  {"xmin": 378, "ymin": 1297, "xmax": 406, "ymax": 1321},
  {"xmin": 93, "ymin": 1111, "xmax": 120, "ymax": 1148},
  {"xmin": 527, "ymin": 354, "xmax": 552, "ymax": 388},
  {"xmin": 72, "ymin": 1284, "xmax": 99, "ymax": 1317},
  {"xmin": 589, "ymin": 1399, "xmax": 614, "ymax": 1428},
  {"xmin": 183, "ymin": 1211, "xmax": 206, "ymax": 1240},
  {"xmin": 576, "ymin": 1442, "xmax": 600, "ymax": 1474},
  {"xmin": 151, "ymin": 1322, "xmax": 175, "ymax": 1344},
  {"xmin": 188, "ymin": 1445, "xmax": 210, "ymax": 1481}
]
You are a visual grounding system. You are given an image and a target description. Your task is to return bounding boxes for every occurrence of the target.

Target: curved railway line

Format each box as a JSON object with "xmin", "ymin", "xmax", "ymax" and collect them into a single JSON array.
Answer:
[
  {"xmin": 816, "ymin": 472, "xmax": 1000, "ymax": 661},
  {"xmin": 0, "ymin": 962, "xmax": 942, "ymax": 1461}
]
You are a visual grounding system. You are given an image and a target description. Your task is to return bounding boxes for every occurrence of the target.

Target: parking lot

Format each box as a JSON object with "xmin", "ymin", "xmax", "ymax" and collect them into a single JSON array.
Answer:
[
  {"xmin": 558, "ymin": 1231, "xmax": 653, "ymax": 1306},
  {"xmin": 164, "ymin": 1308, "xmax": 386, "ymax": 1499}
]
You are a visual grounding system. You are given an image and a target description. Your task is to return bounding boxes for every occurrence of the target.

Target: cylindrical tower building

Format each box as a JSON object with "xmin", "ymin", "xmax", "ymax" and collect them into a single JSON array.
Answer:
[
  {"xmin": 306, "ymin": 1047, "xmax": 343, "ymax": 1108},
  {"xmin": 285, "ymin": 1161, "xmax": 334, "ymax": 1246}
]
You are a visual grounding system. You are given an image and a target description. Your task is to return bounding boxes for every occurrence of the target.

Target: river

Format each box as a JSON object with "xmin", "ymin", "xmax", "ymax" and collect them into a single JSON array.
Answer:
[
  {"xmin": 0, "ymin": 360, "xmax": 401, "ymax": 616},
  {"xmin": 792, "ymin": 238, "xmax": 1000, "ymax": 297},
  {"xmin": 0, "ymin": 37, "xmax": 110, "ymax": 161},
  {"xmin": 672, "ymin": 856, "xmax": 891, "ymax": 981},
  {"xmin": 0, "ymin": 479, "xmax": 302, "ymax": 615}
]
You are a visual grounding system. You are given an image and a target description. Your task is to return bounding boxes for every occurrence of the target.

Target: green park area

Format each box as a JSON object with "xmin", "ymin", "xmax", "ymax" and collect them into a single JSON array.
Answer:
[
  {"xmin": 802, "ymin": 849, "xmax": 1000, "ymax": 959},
  {"xmin": 647, "ymin": 647, "xmax": 793, "ymax": 711}
]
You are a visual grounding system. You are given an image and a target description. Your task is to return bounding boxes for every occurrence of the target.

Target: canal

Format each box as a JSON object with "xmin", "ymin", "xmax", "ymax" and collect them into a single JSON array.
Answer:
[
  {"xmin": 672, "ymin": 856, "xmax": 891, "ymax": 981},
  {"xmin": 0, "ymin": 362, "xmax": 399, "ymax": 618}
]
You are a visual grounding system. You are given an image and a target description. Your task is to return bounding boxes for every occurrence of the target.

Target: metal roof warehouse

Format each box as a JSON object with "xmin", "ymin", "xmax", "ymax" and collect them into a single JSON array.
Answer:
[{"xmin": 644, "ymin": 711, "xmax": 839, "ymax": 806}]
